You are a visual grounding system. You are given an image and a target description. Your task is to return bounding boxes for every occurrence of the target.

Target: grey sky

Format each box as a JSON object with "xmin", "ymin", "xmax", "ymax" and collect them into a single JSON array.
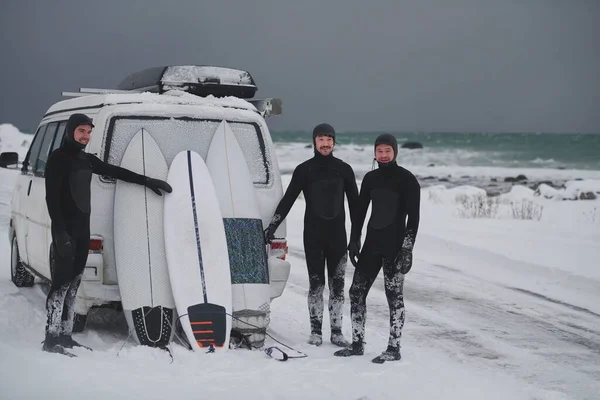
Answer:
[{"xmin": 1, "ymin": 0, "xmax": 599, "ymax": 133}]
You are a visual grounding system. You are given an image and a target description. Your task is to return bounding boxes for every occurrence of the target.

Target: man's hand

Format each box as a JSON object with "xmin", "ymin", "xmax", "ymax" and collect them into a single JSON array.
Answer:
[
  {"xmin": 55, "ymin": 231, "xmax": 73, "ymax": 262},
  {"xmin": 145, "ymin": 177, "xmax": 172, "ymax": 196},
  {"xmin": 347, "ymin": 240, "xmax": 361, "ymax": 268},
  {"xmin": 263, "ymin": 224, "xmax": 277, "ymax": 244}
]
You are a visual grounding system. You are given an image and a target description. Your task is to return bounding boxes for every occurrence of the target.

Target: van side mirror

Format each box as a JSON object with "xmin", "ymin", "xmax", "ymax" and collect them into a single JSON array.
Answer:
[{"xmin": 0, "ymin": 152, "xmax": 19, "ymax": 168}]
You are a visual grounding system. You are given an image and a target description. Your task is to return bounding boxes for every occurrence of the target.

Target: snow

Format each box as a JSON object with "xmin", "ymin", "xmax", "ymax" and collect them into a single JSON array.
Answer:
[
  {"xmin": 498, "ymin": 184, "xmax": 536, "ymax": 202},
  {"xmin": 0, "ymin": 123, "xmax": 32, "ymax": 159},
  {"xmin": 563, "ymin": 179, "xmax": 600, "ymax": 199},
  {"xmin": 1, "ymin": 136, "xmax": 600, "ymax": 399},
  {"xmin": 45, "ymin": 90, "xmax": 258, "ymax": 116},
  {"xmin": 424, "ymin": 184, "xmax": 487, "ymax": 204}
]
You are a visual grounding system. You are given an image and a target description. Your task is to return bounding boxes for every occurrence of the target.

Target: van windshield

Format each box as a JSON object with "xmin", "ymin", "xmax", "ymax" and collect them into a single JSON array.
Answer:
[{"xmin": 102, "ymin": 116, "xmax": 271, "ymax": 185}]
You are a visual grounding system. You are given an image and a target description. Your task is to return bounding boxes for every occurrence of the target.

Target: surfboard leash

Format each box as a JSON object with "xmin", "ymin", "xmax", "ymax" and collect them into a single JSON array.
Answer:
[
  {"xmin": 116, "ymin": 311, "xmax": 307, "ymax": 362},
  {"xmin": 177, "ymin": 311, "xmax": 308, "ymax": 362}
]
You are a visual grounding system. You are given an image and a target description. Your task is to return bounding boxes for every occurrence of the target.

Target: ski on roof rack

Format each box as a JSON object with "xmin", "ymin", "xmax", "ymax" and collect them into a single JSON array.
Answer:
[{"xmin": 116, "ymin": 65, "xmax": 258, "ymax": 99}]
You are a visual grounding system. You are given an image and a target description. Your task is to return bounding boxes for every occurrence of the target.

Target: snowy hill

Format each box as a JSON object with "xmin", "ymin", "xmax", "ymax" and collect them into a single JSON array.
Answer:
[{"xmin": 0, "ymin": 123, "xmax": 32, "ymax": 160}]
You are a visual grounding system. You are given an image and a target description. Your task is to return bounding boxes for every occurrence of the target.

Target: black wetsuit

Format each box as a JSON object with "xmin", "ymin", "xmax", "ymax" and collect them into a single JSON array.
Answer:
[
  {"xmin": 43, "ymin": 114, "xmax": 169, "ymax": 349},
  {"xmin": 348, "ymin": 160, "xmax": 420, "ymax": 351},
  {"xmin": 267, "ymin": 152, "xmax": 358, "ymax": 336}
]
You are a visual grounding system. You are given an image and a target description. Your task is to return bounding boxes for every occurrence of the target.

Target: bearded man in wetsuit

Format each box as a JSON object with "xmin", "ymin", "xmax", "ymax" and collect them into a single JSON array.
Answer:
[
  {"xmin": 335, "ymin": 133, "xmax": 420, "ymax": 363},
  {"xmin": 264, "ymin": 123, "xmax": 358, "ymax": 347},
  {"xmin": 43, "ymin": 113, "xmax": 172, "ymax": 355}
]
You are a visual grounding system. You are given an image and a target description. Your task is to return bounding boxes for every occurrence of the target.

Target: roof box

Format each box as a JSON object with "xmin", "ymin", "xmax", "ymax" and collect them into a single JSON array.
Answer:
[{"xmin": 117, "ymin": 65, "xmax": 258, "ymax": 99}]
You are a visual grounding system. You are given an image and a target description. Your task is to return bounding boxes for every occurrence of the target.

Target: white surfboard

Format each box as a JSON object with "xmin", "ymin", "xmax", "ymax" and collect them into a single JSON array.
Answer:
[
  {"xmin": 113, "ymin": 129, "xmax": 176, "ymax": 347},
  {"xmin": 164, "ymin": 150, "xmax": 232, "ymax": 351},
  {"xmin": 206, "ymin": 120, "xmax": 270, "ymax": 345}
]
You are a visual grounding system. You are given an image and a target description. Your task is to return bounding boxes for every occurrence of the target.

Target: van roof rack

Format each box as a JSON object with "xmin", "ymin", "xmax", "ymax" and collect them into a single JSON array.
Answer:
[
  {"xmin": 117, "ymin": 65, "xmax": 258, "ymax": 99},
  {"xmin": 60, "ymin": 89, "xmax": 282, "ymax": 118},
  {"xmin": 61, "ymin": 88, "xmax": 142, "ymax": 97}
]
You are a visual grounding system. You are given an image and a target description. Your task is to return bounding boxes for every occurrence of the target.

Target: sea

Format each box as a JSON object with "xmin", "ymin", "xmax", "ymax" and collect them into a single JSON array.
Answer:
[{"xmin": 271, "ymin": 131, "xmax": 600, "ymax": 195}]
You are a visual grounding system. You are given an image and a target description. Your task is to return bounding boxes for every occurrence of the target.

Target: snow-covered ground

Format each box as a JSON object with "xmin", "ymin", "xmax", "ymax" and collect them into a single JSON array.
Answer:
[{"xmin": 1, "ymin": 124, "xmax": 599, "ymax": 399}]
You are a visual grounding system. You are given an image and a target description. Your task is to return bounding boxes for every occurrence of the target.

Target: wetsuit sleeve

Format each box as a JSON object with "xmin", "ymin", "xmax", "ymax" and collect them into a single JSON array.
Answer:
[
  {"xmin": 350, "ymin": 173, "xmax": 372, "ymax": 243},
  {"xmin": 87, "ymin": 155, "xmax": 146, "ymax": 185},
  {"xmin": 343, "ymin": 164, "xmax": 359, "ymax": 226},
  {"xmin": 45, "ymin": 152, "xmax": 67, "ymax": 233},
  {"xmin": 269, "ymin": 166, "xmax": 304, "ymax": 229},
  {"xmin": 403, "ymin": 174, "xmax": 421, "ymax": 249}
]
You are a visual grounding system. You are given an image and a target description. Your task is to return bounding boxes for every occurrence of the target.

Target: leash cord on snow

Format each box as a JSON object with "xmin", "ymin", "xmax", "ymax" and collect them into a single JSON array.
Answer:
[
  {"xmin": 116, "ymin": 309, "xmax": 307, "ymax": 362},
  {"xmin": 176, "ymin": 312, "xmax": 308, "ymax": 362}
]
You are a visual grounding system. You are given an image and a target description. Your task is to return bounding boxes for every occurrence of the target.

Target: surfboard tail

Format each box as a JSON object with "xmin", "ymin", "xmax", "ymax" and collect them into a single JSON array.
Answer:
[
  {"xmin": 188, "ymin": 303, "xmax": 228, "ymax": 348},
  {"xmin": 128, "ymin": 306, "xmax": 175, "ymax": 347}
]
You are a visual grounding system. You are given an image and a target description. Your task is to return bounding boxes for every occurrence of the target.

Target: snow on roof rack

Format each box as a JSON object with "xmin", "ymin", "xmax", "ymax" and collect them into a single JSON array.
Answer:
[
  {"xmin": 116, "ymin": 65, "xmax": 258, "ymax": 99},
  {"xmin": 60, "ymin": 88, "xmax": 282, "ymax": 118},
  {"xmin": 61, "ymin": 87, "xmax": 142, "ymax": 97}
]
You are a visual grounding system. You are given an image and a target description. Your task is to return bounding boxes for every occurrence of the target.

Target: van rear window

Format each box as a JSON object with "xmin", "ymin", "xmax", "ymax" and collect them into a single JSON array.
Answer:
[{"xmin": 102, "ymin": 116, "xmax": 270, "ymax": 185}]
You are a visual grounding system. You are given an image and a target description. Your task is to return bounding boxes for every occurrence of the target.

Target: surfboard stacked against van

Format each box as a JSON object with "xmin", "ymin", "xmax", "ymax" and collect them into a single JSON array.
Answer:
[{"xmin": 1, "ymin": 65, "xmax": 292, "ymax": 350}]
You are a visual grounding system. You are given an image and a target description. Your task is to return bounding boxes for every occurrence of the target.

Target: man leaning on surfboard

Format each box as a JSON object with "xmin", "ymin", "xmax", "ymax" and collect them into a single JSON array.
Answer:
[
  {"xmin": 264, "ymin": 123, "xmax": 359, "ymax": 347},
  {"xmin": 43, "ymin": 113, "xmax": 172, "ymax": 356}
]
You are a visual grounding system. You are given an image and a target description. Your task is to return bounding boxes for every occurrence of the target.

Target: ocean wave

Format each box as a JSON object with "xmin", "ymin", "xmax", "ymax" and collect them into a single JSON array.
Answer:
[
  {"xmin": 273, "ymin": 141, "xmax": 600, "ymax": 172},
  {"xmin": 271, "ymin": 131, "xmax": 600, "ymax": 171},
  {"xmin": 531, "ymin": 158, "xmax": 556, "ymax": 165},
  {"xmin": 273, "ymin": 143, "xmax": 600, "ymax": 181}
]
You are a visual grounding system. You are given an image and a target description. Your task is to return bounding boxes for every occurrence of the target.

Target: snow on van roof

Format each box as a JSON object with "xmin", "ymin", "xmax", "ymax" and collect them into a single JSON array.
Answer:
[{"xmin": 46, "ymin": 90, "xmax": 258, "ymax": 115}]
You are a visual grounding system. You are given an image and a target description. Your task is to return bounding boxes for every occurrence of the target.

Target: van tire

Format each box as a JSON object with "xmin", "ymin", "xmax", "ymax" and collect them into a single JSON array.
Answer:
[{"xmin": 11, "ymin": 235, "xmax": 35, "ymax": 288}]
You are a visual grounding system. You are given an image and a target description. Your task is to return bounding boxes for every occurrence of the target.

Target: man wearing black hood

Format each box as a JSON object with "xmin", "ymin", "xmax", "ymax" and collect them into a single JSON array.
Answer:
[
  {"xmin": 334, "ymin": 133, "xmax": 420, "ymax": 363},
  {"xmin": 43, "ymin": 113, "xmax": 172, "ymax": 355},
  {"xmin": 264, "ymin": 123, "xmax": 358, "ymax": 347}
]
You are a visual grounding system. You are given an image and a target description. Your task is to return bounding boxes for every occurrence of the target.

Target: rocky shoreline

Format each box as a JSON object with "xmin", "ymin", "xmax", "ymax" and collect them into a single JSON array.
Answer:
[
  {"xmin": 415, "ymin": 174, "xmax": 598, "ymax": 200},
  {"xmin": 281, "ymin": 167, "xmax": 599, "ymax": 200}
]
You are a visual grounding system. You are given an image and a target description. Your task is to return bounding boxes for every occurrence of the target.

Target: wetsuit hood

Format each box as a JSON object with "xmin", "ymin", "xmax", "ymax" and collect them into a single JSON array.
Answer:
[
  {"xmin": 313, "ymin": 123, "xmax": 336, "ymax": 156},
  {"xmin": 64, "ymin": 113, "xmax": 95, "ymax": 152},
  {"xmin": 374, "ymin": 133, "xmax": 398, "ymax": 168}
]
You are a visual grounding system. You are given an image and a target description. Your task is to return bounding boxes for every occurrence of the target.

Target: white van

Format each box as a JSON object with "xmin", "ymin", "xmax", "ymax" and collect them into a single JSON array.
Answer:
[{"xmin": 1, "ymin": 65, "xmax": 291, "ymax": 332}]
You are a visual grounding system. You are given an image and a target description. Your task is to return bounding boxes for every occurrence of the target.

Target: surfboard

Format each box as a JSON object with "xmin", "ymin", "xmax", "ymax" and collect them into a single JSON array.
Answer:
[
  {"xmin": 164, "ymin": 150, "xmax": 232, "ymax": 351},
  {"xmin": 206, "ymin": 120, "xmax": 270, "ymax": 346},
  {"xmin": 113, "ymin": 129, "xmax": 176, "ymax": 347}
]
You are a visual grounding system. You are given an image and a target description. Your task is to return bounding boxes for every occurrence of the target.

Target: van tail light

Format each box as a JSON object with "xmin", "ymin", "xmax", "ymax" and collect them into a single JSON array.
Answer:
[
  {"xmin": 89, "ymin": 237, "xmax": 103, "ymax": 254},
  {"xmin": 269, "ymin": 239, "xmax": 288, "ymax": 260}
]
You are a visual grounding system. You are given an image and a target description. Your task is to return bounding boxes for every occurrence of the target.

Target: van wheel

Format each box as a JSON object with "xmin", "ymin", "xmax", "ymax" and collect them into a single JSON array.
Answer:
[
  {"xmin": 73, "ymin": 313, "xmax": 88, "ymax": 333},
  {"xmin": 11, "ymin": 235, "xmax": 34, "ymax": 287}
]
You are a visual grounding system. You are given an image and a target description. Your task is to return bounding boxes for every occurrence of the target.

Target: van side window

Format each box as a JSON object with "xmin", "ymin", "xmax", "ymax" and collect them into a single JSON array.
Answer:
[
  {"xmin": 51, "ymin": 121, "xmax": 67, "ymax": 152},
  {"xmin": 229, "ymin": 122, "xmax": 270, "ymax": 185},
  {"xmin": 22, "ymin": 125, "xmax": 47, "ymax": 175},
  {"xmin": 34, "ymin": 122, "xmax": 59, "ymax": 176}
]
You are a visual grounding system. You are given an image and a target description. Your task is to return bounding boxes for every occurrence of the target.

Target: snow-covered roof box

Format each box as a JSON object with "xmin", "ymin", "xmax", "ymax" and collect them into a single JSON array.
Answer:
[{"xmin": 117, "ymin": 65, "xmax": 258, "ymax": 99}]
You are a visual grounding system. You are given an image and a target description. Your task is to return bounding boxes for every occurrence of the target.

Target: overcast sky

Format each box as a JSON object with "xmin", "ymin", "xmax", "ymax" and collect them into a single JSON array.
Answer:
[{"xmin": 1, "ymin": 0, "xmax": 598, "ymax": 133}]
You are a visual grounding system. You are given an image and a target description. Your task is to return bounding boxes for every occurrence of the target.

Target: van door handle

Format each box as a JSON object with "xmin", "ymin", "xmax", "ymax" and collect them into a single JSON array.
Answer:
[{"xmin": 27, "ymin": 180, "xmax": 32, "ymax": 196}]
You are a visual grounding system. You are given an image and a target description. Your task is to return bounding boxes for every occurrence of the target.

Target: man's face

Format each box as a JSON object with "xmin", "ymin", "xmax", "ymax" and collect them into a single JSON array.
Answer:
[
  {"xmin": 74, "ymin": 125, "xmax": 93, "ymax": 145},
  {"xmin": 375, "ymin": 144, "xmax": 394, "ymax": 163},
  {"xmin": 315, "ymin": 135, "xmax": 334, "ymax": 156}
]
